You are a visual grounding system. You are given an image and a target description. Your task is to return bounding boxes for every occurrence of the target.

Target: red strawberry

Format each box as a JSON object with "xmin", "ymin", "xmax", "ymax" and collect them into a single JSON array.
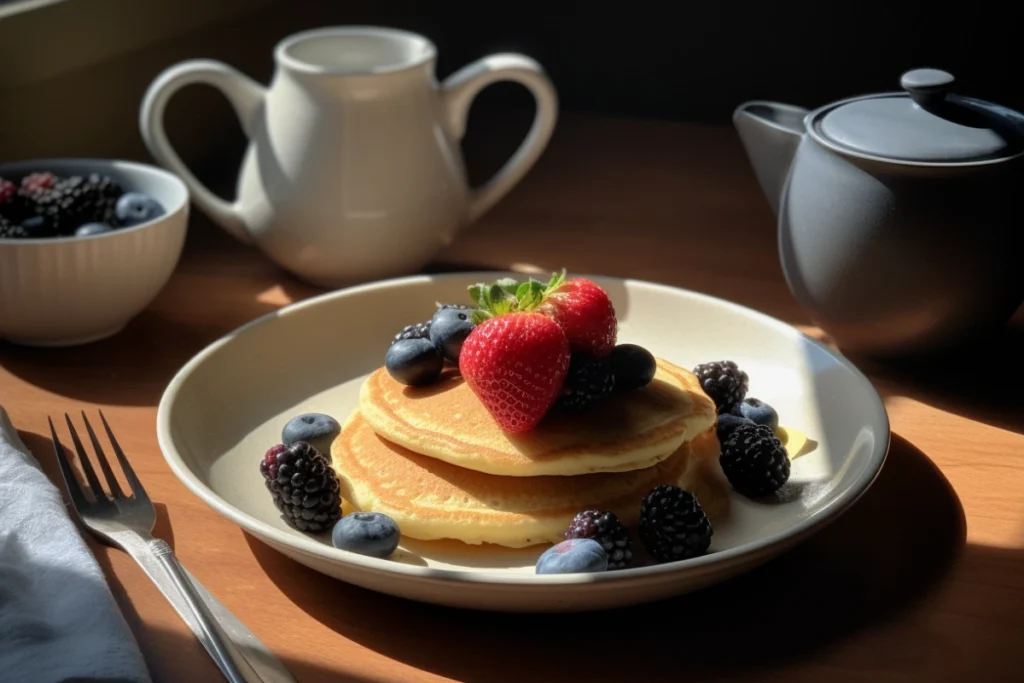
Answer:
[
  {"xmin": 541, "ymin": 277, "xmax": 617, "ymax": 356},
  {"xmin": 459, "ymin": 312, "xmax": 570, "ymax": 433},
  {"xmin": 0, "ymin": 179, "xmax": 15, "ymax": 205}
]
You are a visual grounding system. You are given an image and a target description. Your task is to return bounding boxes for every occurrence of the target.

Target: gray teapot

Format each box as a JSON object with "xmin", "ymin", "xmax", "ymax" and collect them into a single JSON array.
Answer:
[{"xmin": 734, "ymin": 68, "xmax": 1024, "ymax": 357}]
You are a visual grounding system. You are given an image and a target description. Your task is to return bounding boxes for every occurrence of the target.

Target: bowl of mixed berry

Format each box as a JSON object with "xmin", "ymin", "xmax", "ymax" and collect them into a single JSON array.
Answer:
[{"xmin": 0, "ymin": 158, "xmax": 189, "ymax": 347}]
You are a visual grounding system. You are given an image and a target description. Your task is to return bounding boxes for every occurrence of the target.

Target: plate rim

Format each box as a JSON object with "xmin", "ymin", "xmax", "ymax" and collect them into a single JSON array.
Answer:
[{"xmin": 156, "ymin": 270, "xmax": 891, "ymax": 586}]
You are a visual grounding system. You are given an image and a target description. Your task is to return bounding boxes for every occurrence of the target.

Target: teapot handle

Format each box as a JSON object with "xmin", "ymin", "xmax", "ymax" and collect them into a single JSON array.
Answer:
[
  {"xmin": 139, "ymin": 59, "xmax": 265, "ymax": 245},
  {"xmin": 442, "ymin": 54, "xmax": 558, "ymax": 224}
]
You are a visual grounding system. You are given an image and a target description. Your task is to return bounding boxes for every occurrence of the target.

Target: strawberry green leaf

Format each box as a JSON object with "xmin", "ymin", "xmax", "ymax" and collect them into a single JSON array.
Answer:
[
  {"xmin": 515, "ymin": 279, "xmax": 546, "ymax": 310},
  {"xmin": 488, "ymin": 283, "xmax": 518, "ymax": 315},
  {"xmin": 544, "ymin": 269, "xmax": 567, "ymax": 293},
  {"xmin": 496, "ymin": 277, "xmax": 520, "ymax": 296},
  {"xmin": 471, "ymin": 309, "xmax": 491, "ymax": 325},
  {"xmin": 468, "ymin": 269, "xmax": 571, "ymax": 317},
  {"xmin": 468, "ymin": 284, "xmax": 488, "ymax": 309}
]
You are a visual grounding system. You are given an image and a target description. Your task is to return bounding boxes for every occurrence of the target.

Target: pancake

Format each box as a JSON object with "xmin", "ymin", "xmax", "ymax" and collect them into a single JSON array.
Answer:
[
  {"xmin": 332, "ymin": 411, "xmax": 724, "ymax": 547},
  {"xmin": 358, "ymin": 357, "xmax": 717, "ymax": 477}
]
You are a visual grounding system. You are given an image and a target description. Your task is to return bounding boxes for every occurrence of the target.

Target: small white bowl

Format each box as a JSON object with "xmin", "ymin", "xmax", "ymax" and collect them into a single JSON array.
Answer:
[{"xmin": 0, "ymin": 158, "xmax": 189, "ymax": 347}]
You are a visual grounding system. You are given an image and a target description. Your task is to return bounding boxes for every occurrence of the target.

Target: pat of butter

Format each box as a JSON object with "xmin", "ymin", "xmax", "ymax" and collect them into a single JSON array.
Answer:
[{"xmin": 775, "ymin": 425, "xmax": 814, "ymax": 459}]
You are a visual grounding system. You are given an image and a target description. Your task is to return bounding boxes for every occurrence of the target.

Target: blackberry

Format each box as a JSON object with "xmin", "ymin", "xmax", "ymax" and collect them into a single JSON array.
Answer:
[
  {"xmin": 639, "ymin": 484, "xmax": 712, "ymax": 563},
  {"xmin": 565, "ymin": 510, "xmax": 633, "ymax": 569},
  {"xmin": 0, "ymin": 217, "xmax": 28, "ymax": 239},
  {"xmin": 259, "ymin": 442, "xmax": 341, "ymax": 532},
  {"xmin": 0, "ymin": 179, "xmax": 32, "ymax": 224},
  {"xmin": 391, "ymin": 320, "xmax": 432, "ymax": 346},
  {"xmin": 558, "ymin": 353, "xmax": 616, "ymax": 410},
  {"xmin": 76, "ymin": 173, "xmax": 124, "ymax": 223},
  {"xmin": 693, "ymin": 360, "xmax": 749, "ymax": 413},
  {"xmin": 21, "ymin": 173, "xmax": 123, "ymax": 234},
  {"xmin": 716, "ymin": 412, "xmax": 753, "ymax": 443},
  {"xmin": 720, "ymin": 422, "xmax": 790, "ymax": 497}
]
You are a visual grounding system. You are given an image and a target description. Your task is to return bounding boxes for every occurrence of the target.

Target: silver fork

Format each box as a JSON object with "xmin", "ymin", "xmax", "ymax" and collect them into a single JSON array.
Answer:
[{"xmin": 49, "ymin": 411, "xmax": 293, "ymax": 683}]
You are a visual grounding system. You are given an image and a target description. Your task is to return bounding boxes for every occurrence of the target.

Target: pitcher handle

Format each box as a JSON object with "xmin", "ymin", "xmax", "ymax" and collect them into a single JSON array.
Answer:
[
  {"xmin": 139, "ymin": 59, "xmax": 266, "ymax": 245},
  {"xmin": 442, "ymin": 54, "xmax": 558, "ymax": 224}
]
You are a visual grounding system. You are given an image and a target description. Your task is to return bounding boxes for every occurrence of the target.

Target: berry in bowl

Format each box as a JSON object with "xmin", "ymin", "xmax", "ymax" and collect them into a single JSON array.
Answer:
[{"xmin": 0, "ymin": 159, "xmax": 188, "ymax": 346}]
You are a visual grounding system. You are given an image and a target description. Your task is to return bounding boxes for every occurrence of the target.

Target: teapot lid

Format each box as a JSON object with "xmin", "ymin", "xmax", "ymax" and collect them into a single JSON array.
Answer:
[{"xmin": 810, "ymin": 68, "xmax": 1024, "ymax": 164}]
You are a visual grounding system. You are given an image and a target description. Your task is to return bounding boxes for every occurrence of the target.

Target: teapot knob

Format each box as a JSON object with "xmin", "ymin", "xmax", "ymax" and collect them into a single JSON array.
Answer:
[{"xmin": 901, "ymin": 68, "xmax": 955, "ymax": 107}]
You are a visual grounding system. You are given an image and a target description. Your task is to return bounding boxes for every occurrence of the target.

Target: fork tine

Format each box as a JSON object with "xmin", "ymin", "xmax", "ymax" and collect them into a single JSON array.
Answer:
[
  {"xmin": 98, "ymin": 409, "xmax": 149, "ymax": 504},
  {"xmin": 49, "ymin": 417, "xmax": 89, "ymax": 511},
  {"xmin": 81, "ymin": 411, "xmax": 125, "ymax": 499},
  {"xmin": 64, "ymin": 413, "xmax": 106, "ymax": 501}
]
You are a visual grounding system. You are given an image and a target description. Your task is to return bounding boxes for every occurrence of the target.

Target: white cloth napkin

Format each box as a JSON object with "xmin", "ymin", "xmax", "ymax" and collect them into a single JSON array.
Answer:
[{"xmin": 0, "ymin": 405, "xmax": 151, "ymax": 683}]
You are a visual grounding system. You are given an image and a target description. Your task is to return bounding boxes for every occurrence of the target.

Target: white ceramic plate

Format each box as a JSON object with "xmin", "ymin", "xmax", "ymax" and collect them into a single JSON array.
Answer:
[{"xmin": 157, "ymin": 272, "xmax": 889, "ymax": 612}]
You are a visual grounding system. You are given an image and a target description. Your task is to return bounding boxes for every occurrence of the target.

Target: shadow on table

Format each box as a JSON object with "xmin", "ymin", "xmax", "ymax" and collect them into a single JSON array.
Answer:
[
  {"xmin": 18, "ymin": 430, "xmax": 177, "ymax": 548},
  {"xmin": 0, "ymin": 307, "xmax": 281, "ymax": 408},
  {"xmin": 21, "ymin": 423, "xmax": 1020, "ymax": 681},
  {"xmin": 0, "ymin": 222, "xmax": 309, "ymax": 406},
  {"xmin": 99, "ymin": 543, "xmax": 1024, "ymax": 683},
  {"xmin": 246, "ymin": 433, "xmax": 965, "ymax": 682},
  {"xmin": 845, "ymin": 319, "xmax": 1024, "ymax": 437}
]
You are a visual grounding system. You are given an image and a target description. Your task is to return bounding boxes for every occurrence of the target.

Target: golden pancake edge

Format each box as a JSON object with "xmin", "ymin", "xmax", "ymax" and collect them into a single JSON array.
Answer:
[
  {"xmin": 357, "ymin": 357, "xmax": 717, "ymax": 477},
  {"xmin": 331, "ymin": 411, "xmax": 726, "ymax": 547}
]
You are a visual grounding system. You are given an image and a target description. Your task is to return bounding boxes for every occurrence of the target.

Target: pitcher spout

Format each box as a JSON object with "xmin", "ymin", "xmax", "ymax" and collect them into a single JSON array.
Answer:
[{"xmin": 733, "ymin": 101, "xmax": 809, "ymax": 218}]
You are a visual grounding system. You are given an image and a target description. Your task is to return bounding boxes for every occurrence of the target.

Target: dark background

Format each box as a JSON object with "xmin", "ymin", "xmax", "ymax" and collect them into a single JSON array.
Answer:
[
  {"xmin": 361, "ymin": 1, "xmax": 1024, "ymax": 122},
  {"xmin": 1, "ymin": 0, "xmax": 1022, "ymax": 183}
]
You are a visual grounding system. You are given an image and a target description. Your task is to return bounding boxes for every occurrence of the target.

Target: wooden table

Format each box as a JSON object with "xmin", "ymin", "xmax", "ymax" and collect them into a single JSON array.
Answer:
[{"xmin": 2, "ymin": 113, "xmax": 1023, "ymax": 682}]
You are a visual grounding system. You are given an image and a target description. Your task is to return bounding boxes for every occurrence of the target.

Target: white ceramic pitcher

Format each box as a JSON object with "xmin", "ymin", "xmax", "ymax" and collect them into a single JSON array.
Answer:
[{"xmin": 139, "ymin": 26, "xmax": 558, "ymax": 287}]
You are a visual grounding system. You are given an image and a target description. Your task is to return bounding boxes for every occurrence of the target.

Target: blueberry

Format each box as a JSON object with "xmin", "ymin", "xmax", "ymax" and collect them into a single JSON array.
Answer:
[
  {"xmin": 385, "ymin": 337, "xmax": 443, "ymax": 386},
  {"xmin": 20, "ymin": 215, "xmax": 52, "ymax": 237},
  {"xmin": 734, "ymin": 398, "xmax": 779, "ymax": 430},
  {"xmin": 535, "ymin": 538, "xmax": 608, "ymax": 574},
  {"xmin": 281, "ymin": 413, "xmax": 341, "ymax": 454},
  {"xmin": 332, "ymin": 512, "xmax": 400, "ymax": 558},
  {"xmin": 609, "ymin": 343, "xmax": 657, "ymax": 390},
  {"xmin": 429, "ymin": 307, "xmax": 475, "ymax": 363},
  {"xmin": 115, "ymin": 192, "xmax": 164, "ymax": 226},
  {"xmin": 716, "ymin": 412, "xmax": 753, "ymax": 442},
  {"xmin": 75, "ymin": 222, "xmax": 114, "ymax": 237}
]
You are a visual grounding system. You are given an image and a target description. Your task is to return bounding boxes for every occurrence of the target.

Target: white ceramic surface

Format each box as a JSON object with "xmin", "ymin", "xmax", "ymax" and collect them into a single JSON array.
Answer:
[
  {"xmin": 139, "ymin": 26, "xmax": 558, "ymax": 288},
  {"xmin": 156, "ymin": 273, "xmax": 890, "ymax": 612},
  {"xmin": 0, "ymin": 159, "xmax": 189, "ymax": 347}
]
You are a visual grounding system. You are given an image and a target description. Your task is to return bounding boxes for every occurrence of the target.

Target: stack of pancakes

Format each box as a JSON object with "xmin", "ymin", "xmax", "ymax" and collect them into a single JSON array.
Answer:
[{"xmin": 330, "ymin": 357, "xmax": 724, "ymax": 548}]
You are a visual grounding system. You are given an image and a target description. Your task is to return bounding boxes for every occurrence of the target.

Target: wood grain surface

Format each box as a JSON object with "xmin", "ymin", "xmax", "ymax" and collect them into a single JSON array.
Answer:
[{"xmin": 2, "ymin": 113, "xmax": 1022, "ymax": 683}]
